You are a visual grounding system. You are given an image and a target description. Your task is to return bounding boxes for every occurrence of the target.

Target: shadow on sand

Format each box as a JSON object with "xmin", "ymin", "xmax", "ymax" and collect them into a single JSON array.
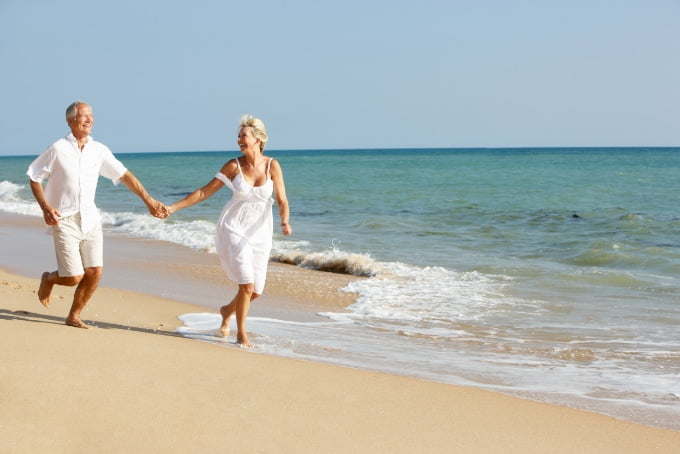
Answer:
[{"xmin": 0, "ymin": 308, "xmax": 182, "ymax": 338}]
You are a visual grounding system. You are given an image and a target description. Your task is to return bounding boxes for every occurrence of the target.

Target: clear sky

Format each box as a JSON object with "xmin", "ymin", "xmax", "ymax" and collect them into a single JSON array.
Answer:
[{"xmin": 1, "ymin": 0, "xmax": 679, "ymax": 156}]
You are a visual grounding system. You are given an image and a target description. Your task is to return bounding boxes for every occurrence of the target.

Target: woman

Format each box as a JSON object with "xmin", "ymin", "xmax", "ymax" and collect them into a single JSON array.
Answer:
[{"xmin": 168, "ymin": 115, "xmax": 292, "ymax": 347}]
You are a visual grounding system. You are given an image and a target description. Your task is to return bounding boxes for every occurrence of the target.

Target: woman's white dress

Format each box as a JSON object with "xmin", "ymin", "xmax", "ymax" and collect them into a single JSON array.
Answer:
[{"xmin": 213, "ymin": 158, "xmax": 273, "ymax": 294}]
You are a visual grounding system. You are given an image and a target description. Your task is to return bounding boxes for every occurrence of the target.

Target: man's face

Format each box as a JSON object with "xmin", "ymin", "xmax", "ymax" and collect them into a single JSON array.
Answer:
[{"xmin": 67, "ymin": 104, "xmax": 94, "ymax": 138}]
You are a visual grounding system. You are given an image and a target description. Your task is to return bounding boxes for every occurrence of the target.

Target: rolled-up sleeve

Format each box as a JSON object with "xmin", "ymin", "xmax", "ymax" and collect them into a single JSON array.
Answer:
[
  {"xmin": 26, "ymin": 148, "xmax": 54, "ymax": 182},
  {"xmin": 99, "ymin": 146, "xmax": 128, "ymax": 184}
]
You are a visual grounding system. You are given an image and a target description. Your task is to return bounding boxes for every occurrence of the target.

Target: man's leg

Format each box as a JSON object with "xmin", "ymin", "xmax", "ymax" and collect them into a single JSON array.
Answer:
[
  {"xmin": 64, "ymin": 217, "xmax": 103, "ymax": 329},
  {"xmin": 65, "ymin": 266, "xmax": 103, "ymax": 329},
  {"xmin": 38, "ymin": 271, "xmax": 82, "ymax": 307},
  {"xmin": 42, "ymin": 213, "xmax": 86, "ymax": 308}
]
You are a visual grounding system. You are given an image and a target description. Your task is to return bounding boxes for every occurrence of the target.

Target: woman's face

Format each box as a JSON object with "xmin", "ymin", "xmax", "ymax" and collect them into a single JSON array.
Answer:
[{"xmin": 237, "ymin": 127, "xmax": 259, "ymax": 153}]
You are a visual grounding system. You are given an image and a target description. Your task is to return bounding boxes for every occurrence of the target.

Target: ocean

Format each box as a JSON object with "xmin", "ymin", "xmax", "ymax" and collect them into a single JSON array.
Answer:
[{"xmin": 2, "ymin": 147, "xmax": 679, "ymax": 430}]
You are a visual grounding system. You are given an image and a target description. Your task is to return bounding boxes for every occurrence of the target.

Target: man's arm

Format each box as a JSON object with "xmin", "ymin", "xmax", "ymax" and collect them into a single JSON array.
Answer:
[
  {"xmin": 118, "ymin": 171, "xmax": 168, "ymax": 218},
  {"xmin": 29, "ymin": 179, "xmax": 60, "ymax": 225}
]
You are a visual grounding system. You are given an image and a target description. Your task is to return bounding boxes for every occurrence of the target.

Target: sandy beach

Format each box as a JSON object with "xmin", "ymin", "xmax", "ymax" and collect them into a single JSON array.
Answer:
[{"xmin": 1, "ymin": 212, "xmax": 679, "ymax": 453}]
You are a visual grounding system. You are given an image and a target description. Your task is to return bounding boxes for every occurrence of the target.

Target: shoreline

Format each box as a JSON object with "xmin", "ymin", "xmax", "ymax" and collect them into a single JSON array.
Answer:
[{"xmin": 0, "ymin": 211, "xmax": 359, "ymax": 321}]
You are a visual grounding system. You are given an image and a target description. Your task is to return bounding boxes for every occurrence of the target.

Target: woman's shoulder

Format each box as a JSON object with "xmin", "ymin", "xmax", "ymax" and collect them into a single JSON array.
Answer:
[{"xmin": 219, "ymin": 158, "xmax": 240, "ymax": 179}]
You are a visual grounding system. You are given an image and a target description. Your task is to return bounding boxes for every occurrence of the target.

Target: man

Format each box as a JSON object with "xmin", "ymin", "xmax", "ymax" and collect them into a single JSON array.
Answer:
[{"xmin": 26, "ymin": 101, "xmax": 168, "ymax": 328}]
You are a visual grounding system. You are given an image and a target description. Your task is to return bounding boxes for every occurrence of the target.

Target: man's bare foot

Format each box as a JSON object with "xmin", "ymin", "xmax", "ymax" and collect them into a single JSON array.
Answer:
[
  {"xmin": 38, "ymin": 272, "xmax": 54, "ymax": 307},
  {"xmin": 65, "ymin": 318, "xmax": 90, "ymax": 329},
  {"xmin": 236, "ymin": 333, "xmax": 253, "ymax": 348}
]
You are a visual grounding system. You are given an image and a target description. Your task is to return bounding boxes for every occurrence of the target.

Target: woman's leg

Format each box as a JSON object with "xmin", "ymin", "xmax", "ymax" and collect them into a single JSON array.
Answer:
[{"xmin": 219, "ymin": 284, "xmax": 259, "ymax": 346}]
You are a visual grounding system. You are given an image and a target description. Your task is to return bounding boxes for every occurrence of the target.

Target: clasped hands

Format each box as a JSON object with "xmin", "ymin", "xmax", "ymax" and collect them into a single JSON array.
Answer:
[{"xmin": 148, "ymin": 200, "xmax": 171, "ymax": 219}]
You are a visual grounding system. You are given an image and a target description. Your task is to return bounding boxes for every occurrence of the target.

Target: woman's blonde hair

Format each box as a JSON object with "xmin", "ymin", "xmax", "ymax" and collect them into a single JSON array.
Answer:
[{"xmin": 239, "ymin": 114, "xmax": 268, "ymax": 153}]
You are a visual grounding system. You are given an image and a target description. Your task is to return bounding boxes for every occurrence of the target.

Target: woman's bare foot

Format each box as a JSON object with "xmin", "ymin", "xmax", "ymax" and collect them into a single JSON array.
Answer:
[
  {"xmin": 38, "ymin": 272, "xmax": 54, "ymax": 307},
  {"xmin": 217, "ymin": 305, "xmax": 231, "ymax": 338},
  {"xmin": 65, "ymin": 317, "xmax": 89, "ymax": 329},
  {"xmin": 236, "ymin": 333, "xmax": 253, "ymax": 348}
]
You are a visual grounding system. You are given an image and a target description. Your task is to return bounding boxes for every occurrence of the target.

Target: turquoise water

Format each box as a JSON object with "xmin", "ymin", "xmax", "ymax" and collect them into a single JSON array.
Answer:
[{"xmin": 2, "ymin": 147, "xmax": 680, "ymax": 429}]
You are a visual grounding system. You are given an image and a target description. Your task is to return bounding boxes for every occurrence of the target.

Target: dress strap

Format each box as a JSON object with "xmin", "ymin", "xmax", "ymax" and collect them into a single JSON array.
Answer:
[
  {"xmin": 266, "ymin": 158, "xmax": 272, "ymax": 177},
  {"xmin": 235, "ymin": 158, "xmax": 242, "ymax": 171},
  {"xmin": 214, "ymin": 172, "xmax": 229, "ymax": 185}
]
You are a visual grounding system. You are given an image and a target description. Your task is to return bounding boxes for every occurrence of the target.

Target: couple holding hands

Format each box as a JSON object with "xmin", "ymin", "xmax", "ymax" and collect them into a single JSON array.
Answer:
[{"xmin": 27, "ymin": 101, "xmax": 291, "ymax": 347}]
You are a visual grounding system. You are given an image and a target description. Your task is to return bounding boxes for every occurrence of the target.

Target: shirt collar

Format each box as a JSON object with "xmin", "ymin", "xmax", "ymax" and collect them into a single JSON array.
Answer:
[{"xmin": 66, "ymin": 132, "xmax": 92, "ymax": 145}]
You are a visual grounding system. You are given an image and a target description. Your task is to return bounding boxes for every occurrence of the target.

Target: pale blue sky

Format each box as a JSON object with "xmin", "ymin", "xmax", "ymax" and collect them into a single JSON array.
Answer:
[{"xmin": 1, "ymin": 0, "xmax": 679, "ymax": 156}]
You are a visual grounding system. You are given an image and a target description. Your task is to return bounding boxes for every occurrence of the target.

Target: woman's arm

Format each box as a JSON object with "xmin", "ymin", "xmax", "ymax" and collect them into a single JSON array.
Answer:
[
  {"xmin": 168, "ymin": 177, "xmax": 224, "ymax": 214},
  {"xmin": 270, "ymin": 159, "xmax": 292, "ymax": 236},
  {"xmin": 169, "ymin": 161, "xmax": 238, "ymax": 214}
]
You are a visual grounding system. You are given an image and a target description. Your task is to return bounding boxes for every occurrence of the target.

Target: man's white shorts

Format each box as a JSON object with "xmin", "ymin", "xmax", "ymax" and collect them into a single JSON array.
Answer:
[{"xmin": 52, "ymin": 214, "xmax": 103, "ymax": 277}]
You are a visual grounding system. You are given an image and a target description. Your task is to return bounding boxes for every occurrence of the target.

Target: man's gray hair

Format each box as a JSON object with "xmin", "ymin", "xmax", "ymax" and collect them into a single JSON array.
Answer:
[{"xmin": 65, "ymin": 100, "xmax": 88, "ymax": 120}]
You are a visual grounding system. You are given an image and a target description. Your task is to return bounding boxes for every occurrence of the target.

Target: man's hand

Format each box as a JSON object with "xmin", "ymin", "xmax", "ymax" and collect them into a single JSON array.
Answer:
[{"xmin": 42, "ymin": 206, "xmax": 61, "ymax": 225}]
